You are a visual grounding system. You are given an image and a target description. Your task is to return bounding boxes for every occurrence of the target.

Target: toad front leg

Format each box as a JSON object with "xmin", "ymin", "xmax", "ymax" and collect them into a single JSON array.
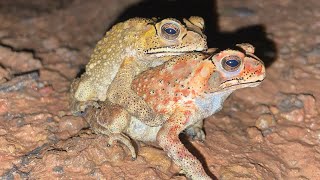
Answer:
[
  {"xmin": 70, "ymin": 78, "xmax": 101, "ymax": 115},
  {"xmin": 184, "ymin": 119, "xmax": 205, "ymax": 142},
  {"xmin": 107, "ymin": 58, "xmax": 164, "ymax": 127},
  {"xmin": 156, "ymin": 108, "xmax": 211, "ymax": 180},
  {"xmin": 85, "ymin": 102, "xmax": 137, "ymax": 159}
]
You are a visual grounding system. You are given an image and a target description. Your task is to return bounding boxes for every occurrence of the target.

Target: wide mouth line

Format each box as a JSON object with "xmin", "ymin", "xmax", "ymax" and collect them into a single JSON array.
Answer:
[
  {"xmin": 209, "ymin": 80, "xmax": 263, "ymax": 95},
  {"xmin": 221, "ymin": 80, "xmax": 264, "ymax": 88},
  {"xmin": 228, "ymin": 79, "xmax": 263, "ymax": 83},
  {"xmin": 145, "ymin": 49, "xmax": 206, "ymax": 55}
]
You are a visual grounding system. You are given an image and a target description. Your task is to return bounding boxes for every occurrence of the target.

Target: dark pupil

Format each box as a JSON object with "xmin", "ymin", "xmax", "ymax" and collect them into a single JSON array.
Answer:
[
  {"xmin": 165, "ymin": 28, "xmax": 176, "ymax": 35},
  {"xmin": 226, "ymin": 60, "xmax": 239, "ymax": 67}
]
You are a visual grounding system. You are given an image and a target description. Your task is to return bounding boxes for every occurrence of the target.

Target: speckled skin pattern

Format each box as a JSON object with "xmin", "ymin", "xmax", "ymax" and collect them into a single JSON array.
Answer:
[
  {"xmin": 70, "ymin": 17, "xmax": 208, "ymax": 125},
  {"xmin": 85, "ymin": 44, "xmax": 266, "ymax": 180}
]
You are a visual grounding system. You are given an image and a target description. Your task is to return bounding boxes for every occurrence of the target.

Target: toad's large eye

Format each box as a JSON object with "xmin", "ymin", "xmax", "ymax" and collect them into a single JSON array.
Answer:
[
  {"xmin": 161, "ymin": 23, "xmax": 180, "ymax": 40},
  {"xmin": 221, "ymin": 55, "xmax": 241, "ymax": 72}
]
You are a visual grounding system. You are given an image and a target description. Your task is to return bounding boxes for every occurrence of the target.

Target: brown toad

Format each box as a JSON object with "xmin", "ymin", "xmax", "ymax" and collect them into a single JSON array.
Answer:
[
  {"xmin": 85, "ymin": 44, "xmax": 266, "ymax": 179},
  {"xmin": 70, "ymin": 17, "xmax": 207, "ymax": 126}
]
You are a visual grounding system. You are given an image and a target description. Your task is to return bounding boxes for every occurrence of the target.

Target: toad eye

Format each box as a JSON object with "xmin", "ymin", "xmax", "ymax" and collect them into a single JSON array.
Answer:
[
  {"xmin": 164, "ymin": 28, "xmax": 177, "ymax": 34},
  {"xmin": 161, "ymin": 23, "xmax": 180, "ymax": 40},
  {"xmin": 221, "ymin": 56, "xmax": 241, "ymax": 72}
]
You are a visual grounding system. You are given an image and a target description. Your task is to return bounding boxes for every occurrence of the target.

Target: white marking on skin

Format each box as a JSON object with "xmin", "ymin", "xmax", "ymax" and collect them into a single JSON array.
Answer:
[
  {"xmin": 200, "ymin": 66, "xmax": 210, "ymax": 77},
  {"xmin": 152, "ymin": 52, "xmax": 183, "ymax": 57},
  {"xmin": 194, "ymin": 90, "xmax": 233, "ymax": 118},
  {"xmin": 125, "ymin": 48, "xmax": 137, "ymax": 56},
  {"xmin": 127, "ymin": 116, "xmax": 161, "ymax": 142}
]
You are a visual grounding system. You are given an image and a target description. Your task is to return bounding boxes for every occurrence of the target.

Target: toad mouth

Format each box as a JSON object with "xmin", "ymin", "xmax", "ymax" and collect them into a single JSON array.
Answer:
[
  {"xmin": 220, "ymin": 80, "xmax": 264, "ymax": 91},
  {"xmin": 146, "ymin": 50, "xmax": 212, "ymax": 59},
  {"xmin": 146, "ymin": 50, "xmax": 204, "ymax": 55}
]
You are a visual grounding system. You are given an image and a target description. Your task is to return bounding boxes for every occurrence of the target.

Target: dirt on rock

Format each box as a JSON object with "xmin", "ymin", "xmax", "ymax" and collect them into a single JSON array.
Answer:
[{"xmin": 0, "ymin": 0, "xmax": 319, "ymax": 179}]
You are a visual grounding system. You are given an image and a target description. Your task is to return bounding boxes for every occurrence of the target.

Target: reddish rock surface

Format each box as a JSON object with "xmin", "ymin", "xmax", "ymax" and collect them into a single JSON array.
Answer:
[{"xmin": 0, "ymin": 0, "xmax": 319, "ymax": 179}]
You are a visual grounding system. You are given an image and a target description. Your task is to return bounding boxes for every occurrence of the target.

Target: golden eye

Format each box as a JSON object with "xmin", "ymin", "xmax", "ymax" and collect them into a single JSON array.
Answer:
[
  {"xmin": 221, "ymin": 55, "xmax": 241, "ymax": 72},
  {"xmin": 160, "ymin": 23, "xmax": 180, "ymax": 40}
]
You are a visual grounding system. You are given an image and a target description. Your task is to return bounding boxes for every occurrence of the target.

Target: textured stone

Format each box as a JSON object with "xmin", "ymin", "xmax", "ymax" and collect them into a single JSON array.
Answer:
[{"xmin": 0, "ymin": 0, "xmax": 320, "ymax": 179}]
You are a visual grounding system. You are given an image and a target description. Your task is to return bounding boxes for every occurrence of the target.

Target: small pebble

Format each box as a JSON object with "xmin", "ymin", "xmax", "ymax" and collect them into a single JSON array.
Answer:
[
  {"xmin": 246, "ymin": 127, "xmax": 263, "ymax": 143},
  {"xmin": 280, "ymin": 108, "xmax": 305, "ymax": 122},
  {"xmin": 269, "ymin": 106, "xmax": 280, "ymax": 114},
  {"xmin": 255, "ymin": 114, "xmax": 276, "ymax": 130},
  {"xmin": 0, "ymin": 128, "xmax": 7, "ymax": 135},
  {"xmin": 52, "ymin": 166, "xmax": 64, "ymax": 174},
  {"xmin": 254, "ymin": 104, "xmax": 271, "ymax": 114},
  {"xmin": 16, "ymin": 118, "xmax": 26, "ymax": 127},
  {"xmin": 58, "ymin": 111, "xmax": 66, "ymax": 117},
  {"xmin": 297, "ymin": 94, "xmax": 318, "ymax": 118},
  {"xmin": 276, "ymin": 93, "xmax": 304, "ymax": 112}
]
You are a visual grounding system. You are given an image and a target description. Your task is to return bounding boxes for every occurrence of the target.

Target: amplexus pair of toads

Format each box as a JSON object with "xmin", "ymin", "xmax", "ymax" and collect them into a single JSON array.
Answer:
[
  {"xmin": 70, "ymin": 16, "xmax": 207, "ymax": 124},
  {"xmin": 70, "ymin": 17, "xmax": 266, "ymax": 180}
]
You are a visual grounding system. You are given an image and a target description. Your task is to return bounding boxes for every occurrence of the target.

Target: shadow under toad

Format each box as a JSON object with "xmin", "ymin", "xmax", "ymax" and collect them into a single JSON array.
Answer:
[{"xmin": 111, "ymin": 0, "xmax": 277, "ymax": 68}]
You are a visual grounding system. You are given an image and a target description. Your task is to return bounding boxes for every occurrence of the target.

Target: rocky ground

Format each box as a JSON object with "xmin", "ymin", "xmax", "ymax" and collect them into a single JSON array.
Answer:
[{"xmin": 0, "ymin": 0, "xmax": 319, "ymax": 179}]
